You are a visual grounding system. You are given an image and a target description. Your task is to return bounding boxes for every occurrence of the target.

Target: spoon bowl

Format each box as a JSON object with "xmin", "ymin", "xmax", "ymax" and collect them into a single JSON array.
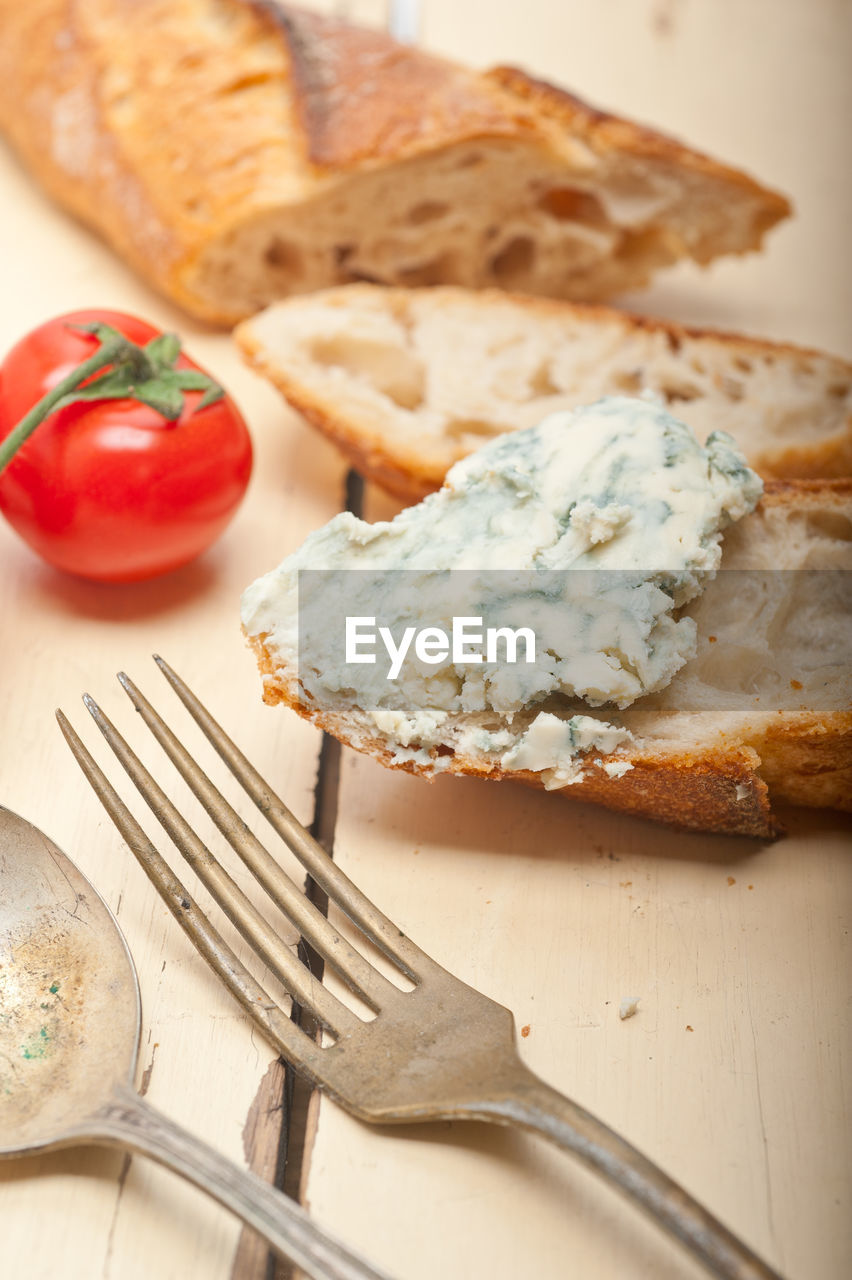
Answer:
[
  {"xmin": 0, "ymin": 806, "xmax": 139, "ymax": 1152},
  {"xmin": 0, "ymin": 805, "xmax": 390, "ymax": 1280}
]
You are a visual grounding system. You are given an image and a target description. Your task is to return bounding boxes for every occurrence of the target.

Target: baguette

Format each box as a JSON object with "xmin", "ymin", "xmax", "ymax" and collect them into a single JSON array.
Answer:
[
  {"xmin": 241, "ymin": 401, "xmax": 852, "ymax": 839},
  {"xmin": 0, "ymin": 2, "xmax": 789, "ymax": 324},
  {"xmin": 236, "ymin": 285, "xmax": 852, "ymax": 496}
]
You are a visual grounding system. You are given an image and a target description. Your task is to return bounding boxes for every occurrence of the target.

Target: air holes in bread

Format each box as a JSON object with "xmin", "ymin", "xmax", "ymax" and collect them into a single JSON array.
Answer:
[
  {"xmin": 619, "ymin": 226, "xmax": 677, "ymax": 262},
  {"xmin": 720, "ymin": 377, "xmax": 745, "ymax": 401},
  {"xmin": 614, "ymin": 370, "xmax": 643, "ymax": 394},
  {"xmin": 264, "ymin": 239, "xmax": 303, "ymax": 276},
  {"xmin": 406, "ymin": 201, "xmax": 449, "ymax": 225},
  {"xmin": 529, "ymin": 362, "xmax": 561, "ymax": 396},
  {"xmin": 398, "ymin": 255, "xmax": 459, "ymax": 286},
  {"xmin": 309, "ymin": 336, "xmax": 425, "ymax": 410},
  {"xmin": 660, "ymin": 382, "xmax": 702, "ymax": 403},
  {"xmin": 491, "ymin": 237, "xmax": 535, "ymax": 285},
  {"xmin": 445, "ymin": 418, "xmax": 499, "ymax": 440},
  {"xmin": 804, "ymin": 511, "xmax": 852, "ymax": 542},
  {"xmin": 539, "ymin": 187, "xmax": 606, "ymax": 224}
]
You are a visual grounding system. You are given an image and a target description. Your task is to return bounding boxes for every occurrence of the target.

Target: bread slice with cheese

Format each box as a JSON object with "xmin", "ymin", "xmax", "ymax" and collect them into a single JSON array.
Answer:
[
  {"xmin": 236, "ymin": 285, "xmax": 852, "ymax": 497},
  {"xmin": 241, "ymin": 400, "xmax": 852, "ymax": 839},
  {"xmin": 0, "ymin": 3, "xmax": 788, "ymax": 324}
]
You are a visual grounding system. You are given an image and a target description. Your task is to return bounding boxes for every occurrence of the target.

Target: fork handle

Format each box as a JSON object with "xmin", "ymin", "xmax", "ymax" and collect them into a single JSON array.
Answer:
[
  {"xmin": 472, "ymin": 1064, "xmax": 783, "ymax": 1280},
  {"xmin": 82, "ymin": 1083, "xmax": 393, "ymax": 1280}
]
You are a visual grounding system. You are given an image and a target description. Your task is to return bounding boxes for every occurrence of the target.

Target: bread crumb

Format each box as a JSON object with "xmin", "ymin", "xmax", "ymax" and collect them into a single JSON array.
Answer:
[
  {"xmin": 521, "ymin": 1024, "xmax": 531, "ymax": 1038},
  {"xmin": 708, "ymin": 635, "xmax": 717, "ymax": 643},
  {"xmin": 790, "ymin": 678, "xmax": 803, "ymax": 690},
  {"xmin": 619, "ymin": 997, "xmax": 640, "ymax": 1020},
  {"xmin": 686, "ymin": 1025, "xmax": 694, "ymax": 1032},
  {"xmin": 727, "ymin": 876, "xmax": 736, "ymax": 885}
]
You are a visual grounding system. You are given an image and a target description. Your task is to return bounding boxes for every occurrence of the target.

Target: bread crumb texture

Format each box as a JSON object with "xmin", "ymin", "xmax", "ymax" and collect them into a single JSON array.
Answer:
[
  {"xmin": 236, "ymin": 285, "xmax": 852, "ymax": 494},
  {"xmin": 242, "ymin": 399, "xmax": 852, "ymax": 835}
]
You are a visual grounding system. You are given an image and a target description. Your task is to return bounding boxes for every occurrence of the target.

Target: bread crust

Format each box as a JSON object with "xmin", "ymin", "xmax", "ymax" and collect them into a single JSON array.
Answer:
[
  {"xmin": 247, "ymin": 625, "xmax": 852, "ymax": 839},
  {"xmin": 243, "ymin": 482, "xmax": 851, "ymax": 839},
  {"xmin": 0, "ymin": 1, "xmax": 790, "ymax": 323},
  {"xmin": 249, "ymin": 4, "xmax": 533, "ymax": 168},
  {"xmin": 485, "ymin": 66, "xmax": 791, "ymax": 246},
  {"xmin": 245, "ymin": 627, "xmax": 786, "ymax": 838},
  {"xmin": 235, "ymin": 286, "xmax": 852, "ymax": 498}
]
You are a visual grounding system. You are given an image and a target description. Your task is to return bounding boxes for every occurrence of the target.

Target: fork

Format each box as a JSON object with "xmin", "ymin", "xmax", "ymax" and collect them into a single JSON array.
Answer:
[{"xmin": 58, "ymin": 657, "xmax": 783, "ymax": 1280}]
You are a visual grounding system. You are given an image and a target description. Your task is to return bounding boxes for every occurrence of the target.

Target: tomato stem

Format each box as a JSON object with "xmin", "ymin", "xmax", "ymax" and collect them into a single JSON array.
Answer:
[
  {"xmin": 0, "ymin": 323, "xmax": 224, "ymax": 475},
  {"xmin": 0, "ymin": 338, "xmax": 126, "ymax": 473}
]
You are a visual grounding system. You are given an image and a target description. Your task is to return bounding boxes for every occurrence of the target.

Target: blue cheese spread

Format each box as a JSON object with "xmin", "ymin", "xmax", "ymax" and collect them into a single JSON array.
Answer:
[{"xmin": 242, "ymin": 396, "xmax": 762, "ymax": 784}]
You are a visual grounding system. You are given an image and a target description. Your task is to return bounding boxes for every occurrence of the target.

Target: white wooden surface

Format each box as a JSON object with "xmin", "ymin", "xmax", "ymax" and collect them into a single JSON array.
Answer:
[
  {"xmin": 302, "ymin": 3, "xmax": 852, "ymax": 1279},
  {"xmin": 0, "ymin": 126, "xmax": 350, "ymax": 1276},
  {"xmin": 0, "ymin": 2, "xmax": 849, "ymax": 1279}
]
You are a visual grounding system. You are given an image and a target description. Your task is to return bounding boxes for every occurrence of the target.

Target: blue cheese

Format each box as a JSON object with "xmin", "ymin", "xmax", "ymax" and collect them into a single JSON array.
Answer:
[
  {"xmin": 242, "ymin": 396, "xmax": 762, "ymax": 783},
  {"xmin": 498, "ymin": 713, "xmax": 635, "ymax": 789}
]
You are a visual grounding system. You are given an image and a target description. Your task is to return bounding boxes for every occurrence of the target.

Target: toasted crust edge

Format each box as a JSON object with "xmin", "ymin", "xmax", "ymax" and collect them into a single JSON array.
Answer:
[
  {"xmin": 241, "ymin": 481, "xmax": 852, "ymax": 837},
  {"xmin": 248, "ymin": 626, "xmax": 852, "ymax": 839},
  {"xmin": 244, "ymin": 628, "xmax": 786, "ymax": 838}
]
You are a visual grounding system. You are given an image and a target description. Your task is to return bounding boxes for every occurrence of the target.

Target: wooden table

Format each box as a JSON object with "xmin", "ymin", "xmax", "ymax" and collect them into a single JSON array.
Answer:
[{"xmin": 1, "ymin": 3, "xmax": 849, "ymax": 1278}]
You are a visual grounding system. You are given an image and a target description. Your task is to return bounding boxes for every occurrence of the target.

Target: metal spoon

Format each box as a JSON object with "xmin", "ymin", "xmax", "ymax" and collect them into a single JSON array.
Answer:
[{"xmin": 0, "ymin": 805, "xmax": 392, "ymax": 1280}]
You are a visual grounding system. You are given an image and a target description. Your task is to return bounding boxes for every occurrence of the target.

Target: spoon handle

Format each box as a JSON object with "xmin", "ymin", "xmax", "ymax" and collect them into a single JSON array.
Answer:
[{"xmin": 82, "ymin": 1083, "xmax": 393, "ymax": 1280}]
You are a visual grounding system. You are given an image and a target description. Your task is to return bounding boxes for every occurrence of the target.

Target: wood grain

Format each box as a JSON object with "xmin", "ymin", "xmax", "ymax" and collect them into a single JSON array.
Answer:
[
  {"xmin": 0, "ymin": 3, "xmax": 850, "ymax": 1280},
  {"xmin": 298, "ymin": 2, "xmax": 852, "ymax": 1279},
  {"xmin": 0, "ymin": 123, "xmax": 348, "ymax": 1276}
]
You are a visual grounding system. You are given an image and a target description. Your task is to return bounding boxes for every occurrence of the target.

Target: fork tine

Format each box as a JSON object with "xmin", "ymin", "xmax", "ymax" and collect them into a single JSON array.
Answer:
[
  {"xmin": 76, "ymin": 695, "xmax": 358, "ymax": 1040},
  {"xmin": 116, "ymin": 671, "xmax": 403, "ymax": 1012},
  {"xmin": 153, "ymin": 656, "xmax": 430, "ymax": 979},
  {"xmin": 56, "ymin": 710, "xmax": 329, "ymax": 1079}
]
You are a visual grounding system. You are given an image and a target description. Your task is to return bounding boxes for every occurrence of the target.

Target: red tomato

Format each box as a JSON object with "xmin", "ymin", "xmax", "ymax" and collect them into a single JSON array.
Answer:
[{"xmin": 0, "ymin": 309, "xmax": 253, "ymax": 582}]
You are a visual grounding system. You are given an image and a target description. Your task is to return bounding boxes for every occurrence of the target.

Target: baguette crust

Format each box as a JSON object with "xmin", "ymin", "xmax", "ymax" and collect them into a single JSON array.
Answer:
[
  {"xmin": 248, "ymin": 626, "xmax": 851, "ymax": 839},
  {"xmin": 236, "ymin": 286, "xmax": 852, "ymax": 498},
  {"xmin": 247, "ymin": 626, "xmax": 784, "ymax": 838},
  {"xmin": 251, "ymin": 4, "xmax": 531, "ymax": 168},
  {"xmin": 0, "ymin": 2, "xmax": 790, "ymax": 323},
  {"xmin": 244, "ymin": 483, "xmax": 852, "ymax": 839},
  {"xmin": 485, "ymin": 66, "xmax": 790, "ymax": 252}
]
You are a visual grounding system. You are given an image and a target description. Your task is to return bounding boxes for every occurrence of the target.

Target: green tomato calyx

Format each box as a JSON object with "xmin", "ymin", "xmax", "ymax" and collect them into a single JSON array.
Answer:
[{"xmin": 0, "ymin": 322, "xmax": 225, "ymax": 475}]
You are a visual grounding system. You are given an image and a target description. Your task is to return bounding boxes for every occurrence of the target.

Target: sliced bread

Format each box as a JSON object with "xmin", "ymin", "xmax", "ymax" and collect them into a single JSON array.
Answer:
[
  {"xmin": 241, "ymin": 399, "xmax": 852, "ymax": 839},
  {"xmin": 236, "ymin": 285, "xmax": 852, "ymax": 496}
]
